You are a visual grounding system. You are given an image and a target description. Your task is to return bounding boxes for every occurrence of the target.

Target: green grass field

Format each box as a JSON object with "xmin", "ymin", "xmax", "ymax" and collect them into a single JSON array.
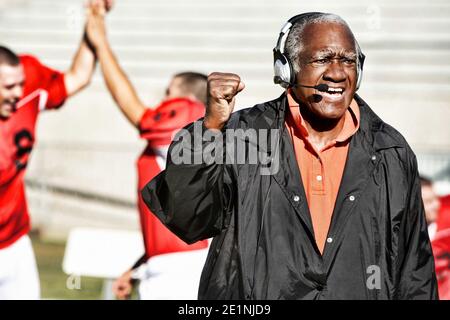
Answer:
[{"xmin": 30, "ymin": 232, "xmax": 104, "ymax": 300}]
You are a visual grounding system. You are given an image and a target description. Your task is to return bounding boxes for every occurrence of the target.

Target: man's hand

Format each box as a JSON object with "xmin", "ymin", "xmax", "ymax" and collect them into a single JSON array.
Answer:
[
  {"xmin": 85, "ymin": 0, "xmax": 108, "ymax": 50},
  {"xmin": 63, "ymin": 0, "xmax": 113, "ymax": 96},
  {"xmin": 204, "ymin": 72, "xmax": 245, "ymax": 130},
  {"xmin": 86, "ymin": 0, "xmax": 113, "ymax": 15},
  {"xmin": 112, "ymin": 269, "xmax": 135, "ymax": 300}
]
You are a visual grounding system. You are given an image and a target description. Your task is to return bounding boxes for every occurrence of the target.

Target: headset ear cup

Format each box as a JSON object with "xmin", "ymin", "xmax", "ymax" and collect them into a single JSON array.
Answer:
[
  {"xmin": 356, "ymin": 52, "xmax": 365, "ymax": 91},
  {"xmin": 274, "ymin": 52, "xmax": 293, "ymax": 88},
  {"xmin": 356, "ymin": 68, "xmax": 363, "ymax": 91}
]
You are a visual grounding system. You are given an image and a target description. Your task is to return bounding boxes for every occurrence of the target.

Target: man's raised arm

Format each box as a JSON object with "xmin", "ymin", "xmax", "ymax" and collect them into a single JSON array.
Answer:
[
  {"xmin": 141, "ymin": 73, "xmax": 244, "ymax": 243},
  {"xmin": 64, "ymin": 1, "xmax": 113, "ymax": 97},
  {"xmin": 85, "ymin": 3, "xmax": 146, "ymax": 127}
]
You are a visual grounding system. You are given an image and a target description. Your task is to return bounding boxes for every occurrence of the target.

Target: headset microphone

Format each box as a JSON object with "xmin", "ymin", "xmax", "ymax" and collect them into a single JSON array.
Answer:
[
  {"xmin": 274, "ymin": 76, "xmax": 329, "ymax": 92},
  {"xmin": 295, "ymin": 83, "xmax": 329, "ymax": 92}
]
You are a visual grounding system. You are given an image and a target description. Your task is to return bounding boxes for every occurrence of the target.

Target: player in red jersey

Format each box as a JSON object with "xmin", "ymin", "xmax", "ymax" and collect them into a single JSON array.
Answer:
[
  {"xmin": 432, "ymin": 195, "xmax": 450, "ymax": 299},
  {"xmin": 0, "ymin": 0, "xmax": 113, "ymax": 299},
  {"xmin": 86, "ymin": 3, "xmax": 209, "ymax": 299}
]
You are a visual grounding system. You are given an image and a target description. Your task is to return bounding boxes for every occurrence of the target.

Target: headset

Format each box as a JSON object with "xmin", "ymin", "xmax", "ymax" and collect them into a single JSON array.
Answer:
[{"xmin": 273, "ymin": 12, "xmax": 366, "ymax": 91}]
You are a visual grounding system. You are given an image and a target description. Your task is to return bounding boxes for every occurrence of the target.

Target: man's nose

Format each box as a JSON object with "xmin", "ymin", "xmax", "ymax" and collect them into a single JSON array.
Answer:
[{"xmin": 322, "ymin": 60, "xmax": 346, "ymax": 83}]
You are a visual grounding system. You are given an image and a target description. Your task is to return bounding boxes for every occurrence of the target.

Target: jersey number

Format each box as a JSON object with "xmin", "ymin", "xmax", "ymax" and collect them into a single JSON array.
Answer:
[{"xmin": 14, "ymin": 129, "xmax": 33, "ymax": 171}]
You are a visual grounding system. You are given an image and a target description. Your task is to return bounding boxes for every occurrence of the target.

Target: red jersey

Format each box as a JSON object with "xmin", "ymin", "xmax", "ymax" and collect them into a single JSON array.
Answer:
[
  {"xmin": 432, "ymin": 194, "xmax": 450, "ymax": 299},
  {"xmin": 137, "ymin": 97, "xmax": 207, "ymax": 258},
  {"xmin": 0, "ymin": 55, "xmax": 67, "ymax": 249}
]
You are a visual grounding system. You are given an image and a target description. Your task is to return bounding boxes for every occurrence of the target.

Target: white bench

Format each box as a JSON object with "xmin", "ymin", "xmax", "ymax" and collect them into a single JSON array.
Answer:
[{"xmin": 62, "ymin": 227, "xmax": 144, "ymax": 299}]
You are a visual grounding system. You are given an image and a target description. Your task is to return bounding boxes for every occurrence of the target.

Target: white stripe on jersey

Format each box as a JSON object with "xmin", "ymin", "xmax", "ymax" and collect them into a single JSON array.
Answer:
[{"xmin": 15, "ymin": 89, "xmax": 49, "ymax": 111}]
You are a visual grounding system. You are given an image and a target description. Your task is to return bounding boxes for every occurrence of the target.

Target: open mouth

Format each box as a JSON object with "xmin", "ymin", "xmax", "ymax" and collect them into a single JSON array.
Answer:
[
  {"xmin": 320, "ymin": 86, "xmax": 345, "ymax": 100},
  {"xmin": 1, "ymin": 101, "xmax": 17, "ymax": 113},
  {"xmin": 326, "ymin": 87, "xmax": 344, "ymax": 94}
]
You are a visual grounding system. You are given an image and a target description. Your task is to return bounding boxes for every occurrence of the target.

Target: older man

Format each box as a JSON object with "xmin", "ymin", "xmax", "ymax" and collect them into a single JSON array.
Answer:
[{"xmin": 142, "ymin": 12, "xmax": 438, "ymax": 299}]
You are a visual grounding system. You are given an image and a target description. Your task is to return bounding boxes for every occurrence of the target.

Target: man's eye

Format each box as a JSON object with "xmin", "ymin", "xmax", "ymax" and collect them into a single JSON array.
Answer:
[
  {"xmin": 314, "ymin": 59, "xmax": 328, "ymax": 64},
  {"xmin": 343, "ymin": 59, "xmax": 356, "ymax": 65}
]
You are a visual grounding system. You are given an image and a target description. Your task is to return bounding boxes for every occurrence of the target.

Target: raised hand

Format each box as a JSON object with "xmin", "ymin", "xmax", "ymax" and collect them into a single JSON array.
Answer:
[
  {"xmin": 204, "ymin": 72, "xmax": 245, "ymax": 130},
  {"xmin": 85, "ymin": 0, "xmax": 108, "ymax": 50}
]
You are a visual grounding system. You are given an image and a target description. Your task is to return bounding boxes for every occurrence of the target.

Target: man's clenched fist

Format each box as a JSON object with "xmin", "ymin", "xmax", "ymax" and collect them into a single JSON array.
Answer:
[{"xmin": 204, "ymin": 72, "xmax": 245, "ymax": 130}]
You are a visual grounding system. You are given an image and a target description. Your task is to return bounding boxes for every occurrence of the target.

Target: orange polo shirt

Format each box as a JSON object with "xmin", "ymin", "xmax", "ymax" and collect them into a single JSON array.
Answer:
[{"xmin": 285, "ymin": 90, "xmax": 360, "ymax": 254}]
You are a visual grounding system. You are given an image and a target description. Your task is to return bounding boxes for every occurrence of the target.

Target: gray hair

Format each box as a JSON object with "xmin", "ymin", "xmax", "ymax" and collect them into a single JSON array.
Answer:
[{"xmin": 284, "ymin": 13, "xmax": 362, "ymax": 74}]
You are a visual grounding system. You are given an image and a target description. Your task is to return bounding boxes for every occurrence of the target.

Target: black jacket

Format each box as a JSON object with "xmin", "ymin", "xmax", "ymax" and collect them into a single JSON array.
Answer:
[{"xmin": 142, "ymin": 93, "xmax": 438, "ymax": 300}]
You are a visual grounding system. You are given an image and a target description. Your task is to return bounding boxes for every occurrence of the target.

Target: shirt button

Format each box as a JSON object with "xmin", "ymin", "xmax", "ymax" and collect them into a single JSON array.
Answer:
[
  {"xmin": 349, "ymin": 195, "xmax": 355, "ymax": 201},
  {"xmin": 316, "ymin": 175, "xmax": 323, "ymax": 182},
  {"xmin": 327, "ymin": 237, "xmax": 333, "ymax": 243},
  {"xmin": 293, "ymin": 195, "xmax": 300, "ymax": 202}
]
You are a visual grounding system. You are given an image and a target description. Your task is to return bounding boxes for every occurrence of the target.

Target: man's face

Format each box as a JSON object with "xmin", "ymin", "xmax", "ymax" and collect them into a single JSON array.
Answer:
[
  {"xmin": 0, "ymin": 63, "xmax": 25, "ymax": 119},
  {"xmin": 292, "ymin": 22, "xmax": 358, "ymax": 120},
  {"xmin": 421, "ymin": 185, "xmax": 440, "ymax": 225}
]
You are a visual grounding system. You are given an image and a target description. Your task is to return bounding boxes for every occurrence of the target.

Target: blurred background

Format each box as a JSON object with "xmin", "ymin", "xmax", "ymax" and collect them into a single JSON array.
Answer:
[{"xmin": 1, "ymin": 0, "xmax": 449, "ymax": 299}]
